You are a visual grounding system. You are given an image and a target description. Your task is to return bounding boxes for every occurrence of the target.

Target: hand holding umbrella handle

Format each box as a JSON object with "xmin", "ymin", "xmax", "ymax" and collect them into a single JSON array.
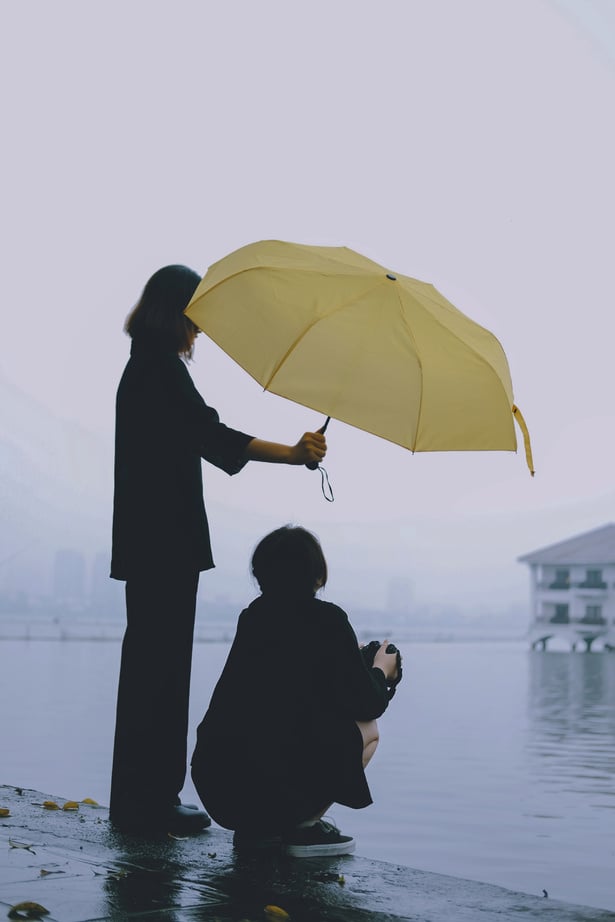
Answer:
[{"xmin": 306, "ymin": 417, "xmax": 331, "ymax": 470}]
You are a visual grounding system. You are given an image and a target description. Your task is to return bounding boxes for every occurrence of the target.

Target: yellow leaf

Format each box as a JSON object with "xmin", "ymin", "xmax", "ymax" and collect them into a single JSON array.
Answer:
[
  {"xmin": 42, "ymin": 801, "xmax": 59, "ymax": 810},
  {"xmin": 62, "ymin": 801, "xmax": 79, "ymax": 811},
  {"xmin": 264, "ymin": 906, "xmax": 290, "ymax": 920},
  {"xmin": 81, "ymin": 797, "xmax": 99, "ymax": 805},
  {"xmin": 8, "ymin": 901, "xmax": 50, "ymax": 919},
  {"xmin": 0, "ymin": 807, "xmax": 11, "ymax": 816}
]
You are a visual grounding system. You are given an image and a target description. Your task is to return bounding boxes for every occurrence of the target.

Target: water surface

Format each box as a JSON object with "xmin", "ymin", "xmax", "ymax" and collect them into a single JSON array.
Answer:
[{"xmin": 1, "ymin": 636, "xmax": 613, "ymax": 911}]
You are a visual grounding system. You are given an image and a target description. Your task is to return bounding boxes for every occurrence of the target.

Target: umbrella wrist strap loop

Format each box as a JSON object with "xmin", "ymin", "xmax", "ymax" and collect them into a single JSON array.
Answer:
[
  {"xmin": 318, "ymin": 464, "xmax": 334, "ymax": 502},
  {"xmin": 512, "ymin": 404, "xmax": 535, "ymax": 476}
]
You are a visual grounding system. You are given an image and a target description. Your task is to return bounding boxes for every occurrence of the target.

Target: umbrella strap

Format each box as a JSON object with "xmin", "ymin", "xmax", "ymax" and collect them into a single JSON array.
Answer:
[
  {"xmin": 317, "ymin": 464, "xmax": 334, "ymax": 502},
  {"xmin": 512, "ymin": 404, "xmax": 535, "ymax": 476}
]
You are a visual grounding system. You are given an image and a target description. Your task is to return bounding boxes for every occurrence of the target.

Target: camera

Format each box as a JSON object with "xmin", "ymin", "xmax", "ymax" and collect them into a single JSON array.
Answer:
[{"xmin": 360, "ymin": 640, "xmax": 403, "ymax": 698}]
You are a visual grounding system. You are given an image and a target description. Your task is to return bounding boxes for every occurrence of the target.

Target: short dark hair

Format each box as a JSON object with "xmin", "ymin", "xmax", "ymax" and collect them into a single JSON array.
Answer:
[
  {"xmin": 251, "ymin": 526, "xmax": 328, "ymax": 597},
  {"xmin": 125, "ymin": 265, "xmax": 201, "ymax": 357}
]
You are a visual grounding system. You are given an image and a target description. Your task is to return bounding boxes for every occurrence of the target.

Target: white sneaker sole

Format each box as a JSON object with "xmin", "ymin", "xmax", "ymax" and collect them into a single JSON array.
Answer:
[{"xmin": 284, "ymin": 840, "xmax": 356, "ymax": 857}]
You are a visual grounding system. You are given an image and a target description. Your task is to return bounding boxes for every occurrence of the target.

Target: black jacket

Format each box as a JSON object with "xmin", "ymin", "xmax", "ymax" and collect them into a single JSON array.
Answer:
[
  {"xmin": 111, "ymin": 337, "xmax": 254, "ymax": 579},
  {"xmin": 191, "ymin": 595, "xmax": 390, "ymax": 828}
]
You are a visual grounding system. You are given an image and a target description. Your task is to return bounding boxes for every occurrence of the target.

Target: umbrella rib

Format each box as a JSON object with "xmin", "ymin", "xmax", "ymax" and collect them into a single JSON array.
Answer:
[
  {"xmin": 262, "ymin": 278, "xmax": 389, "ymax": 392},
  {"xmin": 193, "ymin": 265, "xmax": 268, "ymax": 301},
  {"xmin": 394, "ymin": 286, "xmax": 423, "ymax": 453},
  {"xmin": 194, "ymin": 259, "xmax": 377, "ymax": 303},
  {"xmin": 404, "ymin": 283, "xmax": 516, "ymax": 434},
  {"xmin": 414, "ymin": 284, "xmax": 511, "ymax": 387}
]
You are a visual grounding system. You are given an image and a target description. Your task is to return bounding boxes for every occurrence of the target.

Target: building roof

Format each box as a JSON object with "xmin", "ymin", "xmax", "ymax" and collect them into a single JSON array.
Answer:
[{"xmin": 518, "ymin": 523, "xmax": 615, "ymax": 565}]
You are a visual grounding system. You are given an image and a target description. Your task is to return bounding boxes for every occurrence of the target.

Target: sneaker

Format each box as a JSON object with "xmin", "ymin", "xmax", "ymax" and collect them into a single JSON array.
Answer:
[{"xmin": 283, "ymin": 819, "xmax": 355, "ymax": 857}]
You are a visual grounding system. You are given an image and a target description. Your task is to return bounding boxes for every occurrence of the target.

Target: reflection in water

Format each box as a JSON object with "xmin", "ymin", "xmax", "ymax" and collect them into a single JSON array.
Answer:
[
  {"xmin": 190, "ymin": 850, "xmax": 358, "ymax": 922},
  {"xmin": 527, "ymin": 652, "xmax": 615, "ymax": 798},
  {"xmin": 101, "ymin": 837, "xmax": 228, "ymax": 920},
  {"xmin": 101, "ymin": 837, "xmax": 356, "ymax": 922}
]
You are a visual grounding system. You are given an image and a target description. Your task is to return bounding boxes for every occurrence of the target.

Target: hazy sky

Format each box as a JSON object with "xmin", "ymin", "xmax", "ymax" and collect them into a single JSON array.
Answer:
[{"xmin": 1, "ymin": 0, "xmax": 614, "ymax": 613}]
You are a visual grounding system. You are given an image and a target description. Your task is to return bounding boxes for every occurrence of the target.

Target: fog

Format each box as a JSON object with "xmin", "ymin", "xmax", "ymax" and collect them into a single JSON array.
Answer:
[{"xmin": 1, "ymin": 0, "xmax": 614, "ymax": 624}]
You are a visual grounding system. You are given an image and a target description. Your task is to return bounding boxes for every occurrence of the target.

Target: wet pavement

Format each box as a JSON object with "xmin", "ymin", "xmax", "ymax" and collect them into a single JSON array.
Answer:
[{"xmin": 1, "ymin": 785, "xmax": 613, "ymax": 921}]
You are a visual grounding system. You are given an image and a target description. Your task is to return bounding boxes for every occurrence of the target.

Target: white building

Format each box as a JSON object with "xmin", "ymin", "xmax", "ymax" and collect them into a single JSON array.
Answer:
[{"xmin": 518, "ymin": 523, "xmax": 615, "ymax": 651}]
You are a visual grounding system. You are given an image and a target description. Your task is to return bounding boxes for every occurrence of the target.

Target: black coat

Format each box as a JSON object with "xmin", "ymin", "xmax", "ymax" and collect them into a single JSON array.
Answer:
[
  {"xmin": 111, "ymin": 337, "xmax": 254, "ymax": 579},
  {"xmin": 191, "ymin": 594, "xmax": 391, "ymax": 831}
]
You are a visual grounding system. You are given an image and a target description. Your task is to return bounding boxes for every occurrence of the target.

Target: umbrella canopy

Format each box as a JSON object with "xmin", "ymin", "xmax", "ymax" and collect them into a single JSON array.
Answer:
[{"xmin": 185, "ymin": 240, "xmax": 533, "ymax": 473}]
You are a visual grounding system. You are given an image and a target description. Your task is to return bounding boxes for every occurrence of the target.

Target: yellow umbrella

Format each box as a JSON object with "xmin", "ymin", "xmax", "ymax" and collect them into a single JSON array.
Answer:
[{"xmin": 185, "ymin": 239, "xmax": 534, "ymax": 473}]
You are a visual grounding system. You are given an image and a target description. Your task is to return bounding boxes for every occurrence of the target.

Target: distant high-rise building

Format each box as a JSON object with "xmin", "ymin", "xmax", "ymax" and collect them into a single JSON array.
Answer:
[
  {"xmin": 52, "ymin": 548, "xmax": 86, "ymax": 604},
  {"xmin": 90, "ymin": 551, "xmax": 123, "ymax": 617}
]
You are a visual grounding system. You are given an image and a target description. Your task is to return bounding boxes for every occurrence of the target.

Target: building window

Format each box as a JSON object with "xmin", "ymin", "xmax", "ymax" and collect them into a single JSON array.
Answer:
[
  {"xmin": 580, "ymin": 569, "xmax": 606, "ymax": 589},
  {"xmin": 582, "ymin": 604, "xmax": 605, "ymax": 625},
  {"xmin": 550, "ymin": 604, "xmax": 569, "ymax": 624},
  {"xmin": 549, "ymin": 568, "xmax": 570, "ymax": 589}
]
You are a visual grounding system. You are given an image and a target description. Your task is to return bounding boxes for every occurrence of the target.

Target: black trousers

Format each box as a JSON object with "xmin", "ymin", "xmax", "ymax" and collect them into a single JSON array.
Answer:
[{"xmin": 109, "ymin": 569, "xmax": 200, "ymax": 819}]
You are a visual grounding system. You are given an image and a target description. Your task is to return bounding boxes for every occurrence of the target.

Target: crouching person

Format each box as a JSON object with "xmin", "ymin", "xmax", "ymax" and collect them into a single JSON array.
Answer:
[{"xmin": 191, "ymin": 525, "xmax": 401, "ymax": 856}]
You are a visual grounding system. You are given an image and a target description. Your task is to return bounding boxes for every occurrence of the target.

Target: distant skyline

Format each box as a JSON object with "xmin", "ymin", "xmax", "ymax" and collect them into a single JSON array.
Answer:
[{"xmin": 1, "ymin": 1, "xmax": 614, "ymax": 619}]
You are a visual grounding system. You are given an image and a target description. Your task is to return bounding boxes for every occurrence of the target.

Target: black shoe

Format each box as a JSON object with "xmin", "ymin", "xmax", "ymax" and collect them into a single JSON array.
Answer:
[
  {"xmin": 167, "ymin": 804, "xmax": 211, "ymax": 835},
  {"xmin": 283, "ymin": 820, "xmax": 355, "ymax": 857},
  {"xmin": 111, "ymin": 804, "xmax": 211, "ymax": 836}
]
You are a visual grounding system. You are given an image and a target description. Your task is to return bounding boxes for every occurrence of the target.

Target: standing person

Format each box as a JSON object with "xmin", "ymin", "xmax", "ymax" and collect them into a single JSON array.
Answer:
[
  {"xmin": 191, "ymin": 525, "xmax": 401, "ymax": 856},
  {"xmin": 109, "ymin": 266, "xmax": 326, "ymax": 836}
]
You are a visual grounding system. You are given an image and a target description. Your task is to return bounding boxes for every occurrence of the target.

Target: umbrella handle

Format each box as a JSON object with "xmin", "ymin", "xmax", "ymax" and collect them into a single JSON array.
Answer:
[{"xmin": 306, "ymin": 417, "xmax": 331, "ymax": 470}]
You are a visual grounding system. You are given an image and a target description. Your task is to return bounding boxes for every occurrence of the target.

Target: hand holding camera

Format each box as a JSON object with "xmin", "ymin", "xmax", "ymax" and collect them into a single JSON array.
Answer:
[{"xmin": 360, "ymin": 639, "xmax": 403, "ymax": 698}]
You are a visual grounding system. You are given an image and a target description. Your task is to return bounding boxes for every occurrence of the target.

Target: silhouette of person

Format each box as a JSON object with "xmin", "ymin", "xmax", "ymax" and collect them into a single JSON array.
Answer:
[
  {"xmin": 109, "ymin": 266, "xmax": 326, "ymax": 835},
  {"xmin": 191, "ymin": 525, "xmax": 400, "ymax": 855}
]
